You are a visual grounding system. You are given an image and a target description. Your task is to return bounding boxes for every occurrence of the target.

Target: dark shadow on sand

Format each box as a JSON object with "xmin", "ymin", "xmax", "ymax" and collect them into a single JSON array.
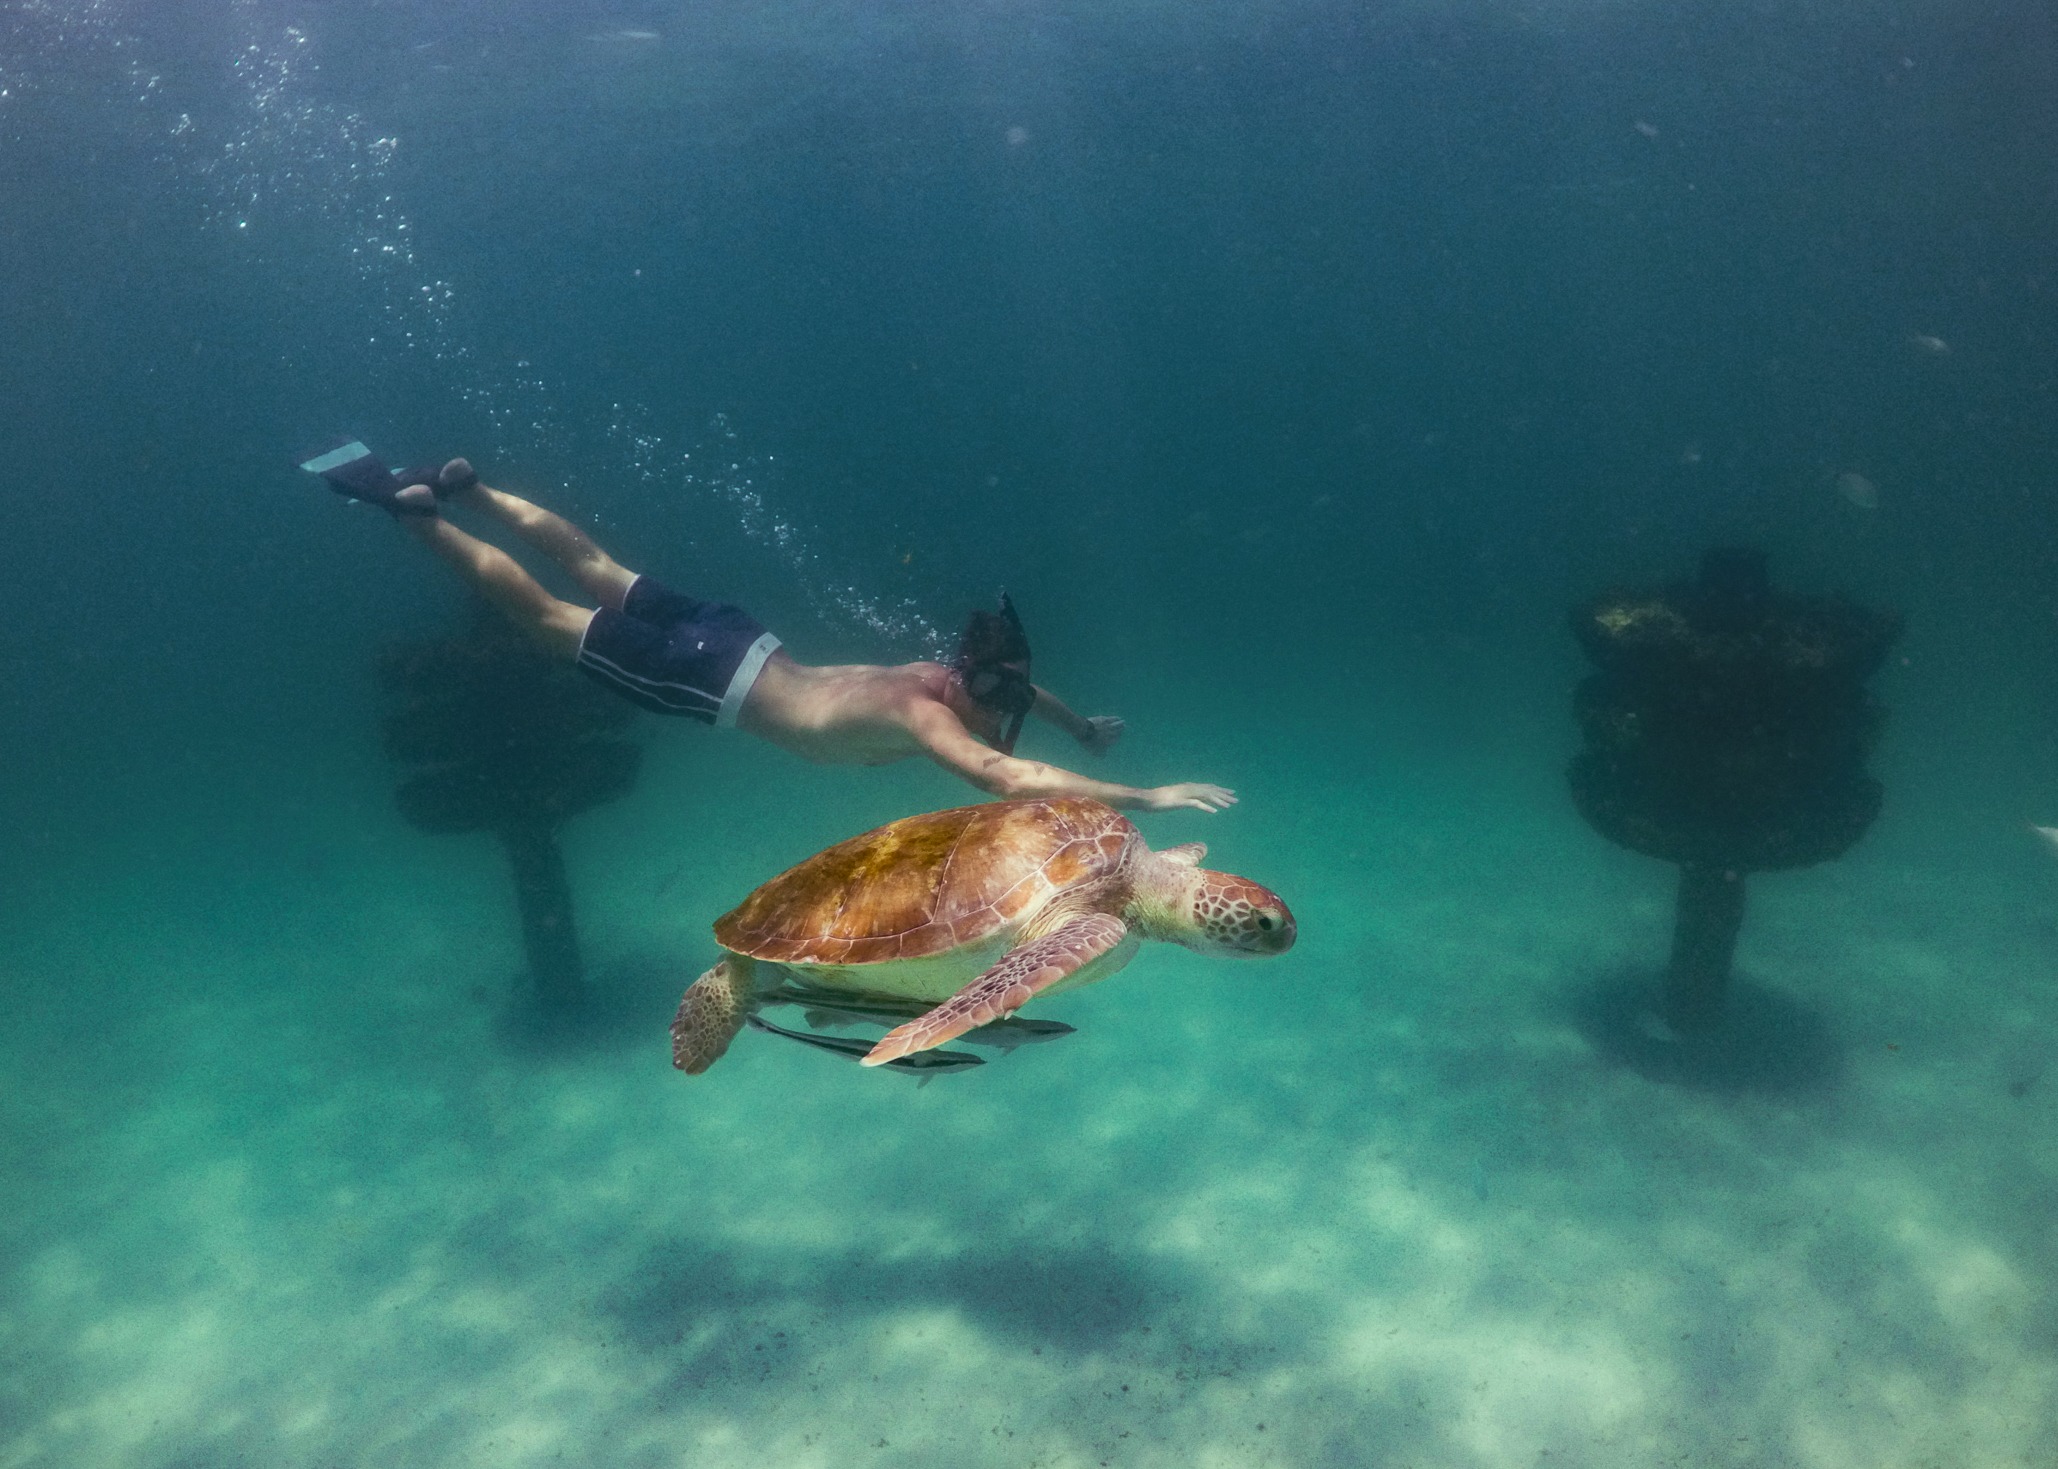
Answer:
[
  {"xmin": 1565, "ymin": 966, "xmax": 1846, "ymax": 1097},
  {"xmin": 607, "ymin": 1236, "xmax": 1190, "ymax": 1370},
  {"xmin": 491, "ymin": 948, "xmax": 687, "ymax": 1059}
]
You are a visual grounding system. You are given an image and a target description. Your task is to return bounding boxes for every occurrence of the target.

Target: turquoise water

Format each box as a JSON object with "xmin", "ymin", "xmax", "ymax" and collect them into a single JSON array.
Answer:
[{"xmin": 5, "ymin": 2, "xmax": 2058, "ymax": 1465}]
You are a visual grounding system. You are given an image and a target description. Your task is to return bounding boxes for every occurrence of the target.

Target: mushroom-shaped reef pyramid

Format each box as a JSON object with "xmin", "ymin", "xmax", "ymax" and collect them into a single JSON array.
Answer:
[
  {"xmin": 378, "ymin": 606, "xmax": 641, "ymax": 1012},
  {"xmin": 1567, "ymin": 548, "xmax": 1900, "ymax": 1032}
]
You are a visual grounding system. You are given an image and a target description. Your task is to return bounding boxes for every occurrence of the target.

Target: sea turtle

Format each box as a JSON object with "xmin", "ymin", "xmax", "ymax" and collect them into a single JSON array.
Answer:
[{"xmin": 671, "ymin": 797, "xmax": 1297, "ymax": 1074}]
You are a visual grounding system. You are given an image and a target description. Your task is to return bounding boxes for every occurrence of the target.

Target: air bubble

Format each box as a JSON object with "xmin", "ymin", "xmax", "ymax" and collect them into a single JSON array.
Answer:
[{"xmin": 13, "ymin": 2, "xmax": 942, "ymax": 655}]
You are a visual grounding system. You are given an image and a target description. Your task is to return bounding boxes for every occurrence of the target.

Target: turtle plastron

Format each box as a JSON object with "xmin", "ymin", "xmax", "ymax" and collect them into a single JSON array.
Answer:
[{"xmin": 862, "ymin": 912, "xmax": 1130, "ymax": 1067}]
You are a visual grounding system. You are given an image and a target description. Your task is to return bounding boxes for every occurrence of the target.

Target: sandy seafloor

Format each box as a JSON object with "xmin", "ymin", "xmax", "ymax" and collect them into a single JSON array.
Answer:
[{"xmin": 3, "ymin": 675, "xmax": 2056, "ymax": 1469}]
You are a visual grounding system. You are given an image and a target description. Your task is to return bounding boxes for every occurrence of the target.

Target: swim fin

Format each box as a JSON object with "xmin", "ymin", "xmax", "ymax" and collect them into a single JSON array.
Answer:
[{"xmin": 298, "ymin": 440, "xmax": 436, "ymax": 517}]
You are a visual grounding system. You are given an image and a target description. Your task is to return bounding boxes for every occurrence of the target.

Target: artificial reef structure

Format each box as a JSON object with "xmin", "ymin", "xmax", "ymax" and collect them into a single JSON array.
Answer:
[
  {"xmin": 378, "ymin": 605, "xmax": 641, "ymax": 1012},
  {"xmin": 1567, "ymin": 548, "xmax": 1900, "ymax": 1032}
]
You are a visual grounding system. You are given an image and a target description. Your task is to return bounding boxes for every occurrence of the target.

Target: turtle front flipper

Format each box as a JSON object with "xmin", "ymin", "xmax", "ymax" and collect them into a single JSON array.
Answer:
[
  {"xmin": 671, "ymin": 955, "xmax": 759, "ymax": 1074},
  {"xmin": 862, "ymin": 914, "xmax": 1128, "ymax": 1067}
]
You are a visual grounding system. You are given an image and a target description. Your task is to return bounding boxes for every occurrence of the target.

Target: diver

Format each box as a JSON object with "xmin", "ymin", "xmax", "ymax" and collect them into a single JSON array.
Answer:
[{"xmin": 302, "ymin": 444, "xmax": 1235, "ymax": 813}]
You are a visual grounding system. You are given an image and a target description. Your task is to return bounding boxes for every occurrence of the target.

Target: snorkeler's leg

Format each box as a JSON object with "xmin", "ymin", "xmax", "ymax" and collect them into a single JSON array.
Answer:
[
  {"xmin": 399, "ymin": 515, "xmax": 594, "ymax": 660},
  {"xmin": 437, "ymin": 463, "xmax": 638, "ymax": 612}
]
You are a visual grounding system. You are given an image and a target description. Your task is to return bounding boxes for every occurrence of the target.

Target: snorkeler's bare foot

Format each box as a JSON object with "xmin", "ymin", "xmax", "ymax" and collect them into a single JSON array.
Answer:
[
  {"xmin": 435, "ymin": 457, "xmax": 481, "ymax": 500},
  {"xmin": 392, "ymin": 458, "xmax": 480, "ymax": 515}
]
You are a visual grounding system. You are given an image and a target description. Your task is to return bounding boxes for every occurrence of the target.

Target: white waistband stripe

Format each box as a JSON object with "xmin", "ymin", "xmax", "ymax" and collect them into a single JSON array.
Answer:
[
  {"xmin": 579, "ymin": 648, "xmax": 723, "ymax": 712},
  {"xmin": 717, "ymin": 632, "xmax": 782, "ymax": 730}
]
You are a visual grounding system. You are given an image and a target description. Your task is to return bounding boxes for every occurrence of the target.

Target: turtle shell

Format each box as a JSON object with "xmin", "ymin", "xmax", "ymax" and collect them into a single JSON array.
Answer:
[{"xmin": 715, "ymin": 798, "xmax": 1138, "ymax": 967}]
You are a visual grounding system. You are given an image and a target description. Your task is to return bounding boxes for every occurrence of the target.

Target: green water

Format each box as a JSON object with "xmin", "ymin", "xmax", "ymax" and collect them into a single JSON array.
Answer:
[{"xmin": 4, "ymin": 1, "xmax": 2057, "ymax": 1465}]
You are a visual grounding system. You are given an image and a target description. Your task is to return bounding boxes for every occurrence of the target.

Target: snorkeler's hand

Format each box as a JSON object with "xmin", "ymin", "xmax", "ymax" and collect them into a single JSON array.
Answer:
[
  {"xmin": 1079, "ymin": 715, "xmax": 1125, "ymax": 755},
  {"xmin": 1145, "ymin": 783, "xmax": 1237, "ymax": 813}
]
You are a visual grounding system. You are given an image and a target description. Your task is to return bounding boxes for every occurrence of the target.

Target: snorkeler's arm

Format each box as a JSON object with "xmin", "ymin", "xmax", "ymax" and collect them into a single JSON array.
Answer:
[
  {"xmin": 908, "ymin": 702, "xmax": 1233, "ymax": 812},
  {"xmin": 1030, "ymin": 685, "xmax": 1125, "ymax": 755},
  {"xmin": 1029, "ymin": 686, "xmax": 1092, "ymax": 740}
]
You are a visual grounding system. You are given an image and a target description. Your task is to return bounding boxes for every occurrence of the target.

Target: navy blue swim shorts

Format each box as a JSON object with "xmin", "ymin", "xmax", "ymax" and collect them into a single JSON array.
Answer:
[{"xmin": 576, "ymin": 576, "xmax": 782, "ymax": 726}]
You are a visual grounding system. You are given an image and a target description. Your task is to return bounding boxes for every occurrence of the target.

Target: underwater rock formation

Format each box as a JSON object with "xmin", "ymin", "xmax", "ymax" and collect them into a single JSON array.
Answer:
[
  {"xmin": 1568, "ymin": 548, "xmax": 1899, "ymax": 1031},
  {"xmin": 379, "ymin": 606, "xmax": 640, "ymax": 1010}
]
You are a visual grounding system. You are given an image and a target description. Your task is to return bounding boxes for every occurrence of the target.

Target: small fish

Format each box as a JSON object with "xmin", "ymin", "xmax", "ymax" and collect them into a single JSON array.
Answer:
[
  {"xmin": 956, "ymin": 1016, "xmax": 1076, "ymax": 1052},
  {"xmin": 1907, "ymin": 332, "xmax": 1951, "ymax": 355},
  {"xmin": 594, "ymin": 29, "xmax": 661, "ymax": 42},
  {"xmin": 803, "ymin": 1007, "xmax": 873, "ymax": 1031},
  {"xmin": 774, "ymin": 987, "xmax": 928, "ymax": 1024},
  {"xmin": 783, "ymin": 987, "xmax": 1073, "ymax": 1051},
  {"xmin": 1834, "ymin": 470, "xmax": 1880, "ymax": 510},
  {"xmin": 2030, "ymin": 824, "xmax": 2058, "ymax": 855},
  {"xmin": 745, "ymin": 1014, "xmax": 983, "ymax": 1079},
  {"xmin": 1633, "ymin": 119, "xmax": 1660, "ymax": 139}
]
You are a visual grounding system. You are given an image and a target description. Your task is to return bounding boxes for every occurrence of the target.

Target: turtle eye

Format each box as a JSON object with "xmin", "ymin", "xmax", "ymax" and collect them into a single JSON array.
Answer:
[{"xmin": 1257, "ymin": 914, "xmax": 1274, "ymax": 931}]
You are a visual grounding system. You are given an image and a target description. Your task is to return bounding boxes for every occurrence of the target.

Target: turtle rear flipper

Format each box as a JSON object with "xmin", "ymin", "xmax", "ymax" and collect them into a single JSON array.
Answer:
[
  {"xmin": 671, "ymin": 955, "xmax": 758, "ymax": 1074},
  {"xmin": 862, "ymin": 913, "xmax": 1127, "ymax": 1067}
]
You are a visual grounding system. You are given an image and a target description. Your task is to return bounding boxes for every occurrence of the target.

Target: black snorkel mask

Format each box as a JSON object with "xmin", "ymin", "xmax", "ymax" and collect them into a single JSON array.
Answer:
[{"xmin": 955, "ymin": 591, "xmax": 1034, "ymax": 755}]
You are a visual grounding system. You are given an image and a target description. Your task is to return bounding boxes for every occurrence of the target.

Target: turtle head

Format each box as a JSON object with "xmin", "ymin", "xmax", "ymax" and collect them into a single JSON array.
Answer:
[
  {"xmin": 1187, "ymin": 871, "xmax": 1296, "ymax": 956},
  {"xmin": 1137, "ymin": 847, "xmax": 1295, "ymax": 957}
]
